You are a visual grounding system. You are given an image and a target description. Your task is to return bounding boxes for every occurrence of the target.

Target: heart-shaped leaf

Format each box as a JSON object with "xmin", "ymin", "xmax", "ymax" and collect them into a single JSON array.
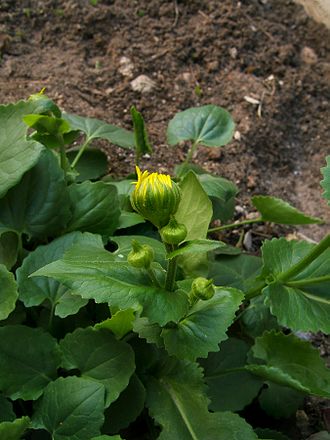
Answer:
[
  {"xmin": 0, "ymin": 417, "xmax": 30, "ymax": 440},
  {"xmin": 67, "ymin": 148, "xmax": 108, "ymax": 182},
  {"xmin": 0, "ymin": 264, "xmax": 18, "ymax": 321}
]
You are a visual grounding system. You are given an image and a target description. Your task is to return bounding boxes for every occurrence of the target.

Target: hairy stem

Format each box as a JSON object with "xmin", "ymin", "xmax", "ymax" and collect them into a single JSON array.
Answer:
[{"xmin": 184, "ymin": 140, "xmax": 199, "ymax": 164}]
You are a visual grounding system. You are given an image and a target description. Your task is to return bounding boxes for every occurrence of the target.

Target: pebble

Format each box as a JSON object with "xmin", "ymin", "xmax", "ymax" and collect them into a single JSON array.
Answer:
[
  {"xmin": 118, "ymin": 56, "xmax": 134, "ymax": 77},
  {"xmin": 130, "ymin": 75, "xmax": 157, "ymax": 93},
  {"xmin": 300, "ymin": 46, "xmax": 318, "ymax": 65}
]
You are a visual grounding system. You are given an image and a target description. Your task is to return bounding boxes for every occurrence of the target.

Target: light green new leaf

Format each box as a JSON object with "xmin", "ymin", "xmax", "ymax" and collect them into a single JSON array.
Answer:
[
  {"xmin": 246, "ymin": 331, "xmax": 330, "ymax": 398},
  {"xmin": 16, "ymin": 232, "xmax": 88, "ymax": 318},
  {"xmin": 67, "ymin": 148, "xmax": 108, "ymax": 182},
  {"xmin": 0, "ymin": 149, "xmax": 71, "ymax": 238},
  {"xmin": 60, "ymin": 328, "xmax": 135, "ymax": 407},
  {"xmin": 198, "ymin": 174, "xmax": 238, "ymax": 222},
  {"xmin": 66, "ymin": 181, "xmax": 120, "ymax": 236},
  {"xmin": 259, "ymin": 383, "xmax": 304, "ymax": 419},
  {"xmin": 131, "ymin": 106, "xmax": 152, "ymax": 161},
  {"xmin": 63, "ymin": 112, "xmax": 135, "ymax": 148},
  {"xmin": 252, "ymin": 195, "xmax": 322, "ymax": 224},
  {"xmin": 0, "ymin": 325, "xmax": 61, "ymax": 400},
  {"xmin": 0, "ymin": 417, "xmax": 30, "ymax": 440},
  {"xmin": 0, "ymin": 100, "xmax": 44, "ymax": 198},
  {"xmin": 201, "ymin": 338, "xmax": 263, "ymax": 412},
  {"xmin": 175, "ymin": 171, "xmax": 213, "ymax": 241},
  {"xmin": 261, "ymin": 238, "xmax": 330, "ymax": 333},
  {"xmin": 33, "ymin": 377, "xmax": 105, "ymax": 440},
  {"xmin": 167, "ymin": 105, "xmax": 235, "ymax": 147},
  {"xmin": 146, "ymin": 358, "xmax": 257, "ymax": 440},
  {"xmin": 0, "ymin": 264, "xmax": 18, "ymax": 321},
  {"xmin": 321, "ymin": 156, "xmax": 330, "ymax": 205},
  {"xmin": 162, "ymin": 287, "xmax": 243, "ymax": 360},
  {"xmin": 167, "ymin": 239, "xmax": 239, "ymax": 260},
  {"xmin": 95, "ymin": 308, "xmax": 135, "ymax": 339}
]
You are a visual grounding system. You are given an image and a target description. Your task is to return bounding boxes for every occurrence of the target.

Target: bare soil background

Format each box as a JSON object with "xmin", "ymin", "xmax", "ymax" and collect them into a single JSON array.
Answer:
[{"xmin": 0, "ymin": 0, "xmax": 329, "ymax": 438}]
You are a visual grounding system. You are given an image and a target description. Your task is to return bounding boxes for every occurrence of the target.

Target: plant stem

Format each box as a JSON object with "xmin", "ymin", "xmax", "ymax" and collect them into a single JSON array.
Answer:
[
  {"xmin": 286, "ymin": 275, "xmax": 330, "ymax": 288},
  {"xmin": 184, "ymin": 140, "xmax": 199, "ymax": 164},
  {"xmin": 48, "ymin": 302, "xmax": 56, "ymax": 332},
  {"xmin": 146, "ymin": 267, "xmax": 161, "ymax": 287},
  {"xmin": 165, "ymin": 256, "xmax": 178, "ymax": 292},
  {"xmin": 208, "ymin": 217, "xmax": 263, "ymax": 233},
  {"xmin": 71, "ymin": 139, "xmax": 90, "ymax": 169},
  {"xmin": 245, "ymin": 282, "xmax": 267, "ymax": 300},
  {"xmin": 278, "ymin": 234, "xmax": 330, "ymax": 283}
]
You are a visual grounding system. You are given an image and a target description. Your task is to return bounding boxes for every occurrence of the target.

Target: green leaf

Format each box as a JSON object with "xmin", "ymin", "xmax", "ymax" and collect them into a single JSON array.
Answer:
[
  {"xmin": 132, "ymin": 317, "xmax": 164, "ymax": 347},
  {"xmin": 60, "ymin": 327, "xmax": 135, "ymax": 407},
  {"xmin": 63, "ymin": 112, "xmax": 135, "ymax": 148},
  {"xmin": 307, "ymin": 433, "xmax": 330, "ymax": 440},
  {"xmin": 110, "ymin": 235, "xmax": 166, "ymax": 266},
  {"xmin": 0, "ymin": 417, "xmax": 30, "ymax": 440},
  {"xmin": 0, "ymin": 229, "xmax": 19, "ymax": 270},
  {"xmin": 0, "ymin": 264, "xmax": 18, "ymax": 321},
  {"xmin": 66, "ymin": 181, "xmax": 120, "ymax": 236},
  {"xmin": 198, "ymin": 174, "xmax": 238, "ymax": 222},
  {"xmin": 67, "ymin": 148, "xmax": 108, "ymax": 182},
  {"xmin": 23, "ymin": 114, "xmax": 71, "ymax": 135},
  {"xmin": 16, "ymin": 232, "xmax": 88, "ymax": 318},
  {"xmin": 259, "ymin": 383, "xmax": 304, "ymax": 419},
  {"xmin": 246, "ymin": 331, "xmax": 330, "ymax": 398},
  {"xmin": 92, "ymin": 436, "xmax": 123, "ymax": 440},
  {"xmin": 252, "ymin": 195, "xmax": 323, "ymax": 224},
  {"xmin": 0, "ymin": 325, "xmax": 61, "ymax": 400},
  {"xmin": 162, "ymin": 287, "xmax": 244, "ymax": 361},
  {"xmin": 241, "ymin": 296, "xmax": 280, "ymax": 338},
  {"xmin": 95, "ymin": 308, "xmax": 135, "ymax": 338},
  {"xmin": 167, "ymin": 239, "xmax": 239, "ymax": 260},
  {"xmin": 0, "ymin": 101, "xmax": 43, "ymax": 198},
  {"xmin": 321, "ymin": 156, "xmax": 330, "ymax": 205},
  {"xmin": 167, "ymin": 105, "xmax": 235, "ymax": 147},
  {"xmin": 0, "ymin": 149, "xmax": 71, "ymax": 238},
  {"xmin": 0, "ymin": 394, "xmax": 15, "ymax": 422},
  {"xmin": 33, "ymin": 376, "xmax": 105, "ymax": 440},
  {"xmin": 201, "ymin": 338, "xmax": 263, "ymax": 412},
  {"xmin": 175, "ymin": 172, "xmax": 213, "ymax": 241},
  {"xmin": 254, "ymin": 428, "xmax": 290, "ymax": 440},
  {"xmin": 103, "ymin": 374, "xmax": 145, "ymax": 434},
  {"xmin": 130, "ymin": 106, "xmax": 152, "ymax": 161},
  {"xmin": 146, "ymin": 358, "xmax": 257, "ymax": 440},
  {"xmin": 261, "ymin": 238, "xmax": 330, "ymax": 332},
  {"xmin": 117, "ymin": 211, "xmax": 145, "ymax": 229},
  {"xmin": 208, "ymin": 254, "xmax": 262, "ymax": 292}
]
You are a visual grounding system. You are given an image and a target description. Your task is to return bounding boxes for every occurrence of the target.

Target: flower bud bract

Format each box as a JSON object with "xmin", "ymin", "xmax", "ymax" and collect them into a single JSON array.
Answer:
[
  {"xmin": 191, "ymin": 277, "xmax": 215, "ymax": 302},
  {"xmin": 160, "ymin": 217, "xmax": 187, "ymax": 245},
  {"xmin": 127, "ymin": 239, "xmax": 154, "ymax": 269},
  {"xmin": 131, "ymin": 166, "xmax": 181, "ymax": 228}
]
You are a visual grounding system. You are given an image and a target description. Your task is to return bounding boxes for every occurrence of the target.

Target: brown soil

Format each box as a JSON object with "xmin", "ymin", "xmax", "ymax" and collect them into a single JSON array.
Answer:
[{"xmin": 0, "ymin": 0, "xmax": 329, "ymax": 437}]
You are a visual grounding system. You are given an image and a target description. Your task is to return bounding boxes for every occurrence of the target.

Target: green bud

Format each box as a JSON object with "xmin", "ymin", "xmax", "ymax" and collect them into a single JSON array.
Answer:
[
  {"xmin": 190, "ymin": 277, "xmax": 215, "ymax": 302},
  {"xmin": 160, "ymin": 217, "xmax": 187, "ymax": 245},
  {"xmin": 131, "ymin": 166, "xmax": 181, "ymax": 228},
  {"xmin": 127, "ymin": 240, "xmax": 154, "ymax": 269}
]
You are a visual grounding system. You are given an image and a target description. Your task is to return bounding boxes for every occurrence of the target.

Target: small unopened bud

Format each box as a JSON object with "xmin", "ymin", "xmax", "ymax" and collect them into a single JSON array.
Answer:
[
  {"xmin": 127, "ymin": 240, "xmax": 154, "ymax": 269},
  {"xmin": 160, "ymin": 217, "xmax": 187, "ymax": 245},
  {"xmin": 190, "ymin": 277, "xmax": 215, "ymax": 302}
]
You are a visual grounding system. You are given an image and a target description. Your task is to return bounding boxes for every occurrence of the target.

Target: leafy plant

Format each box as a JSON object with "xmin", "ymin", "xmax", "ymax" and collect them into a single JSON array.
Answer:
[{"xmin": 0, "ymin": 94, "xmax": 329, "ymax": 440}]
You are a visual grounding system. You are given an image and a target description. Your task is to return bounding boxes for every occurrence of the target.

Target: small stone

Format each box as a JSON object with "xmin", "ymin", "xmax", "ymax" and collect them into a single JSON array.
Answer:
[
  {"xmin": 131, "ymin": 75, "xmax": 157, "ymax": 93},
  {"xmin": 300, "ymin": 46, "xmax": 318, "ymax": 65},
  {"xmin": 234, "ymin": 130, "xmax": 241, "ymax": 141},
  {"xmin": 229, "ymin": 47, "xmax": 238, "ymax": 59},
  {"xmin": 118, "ymin": 56, "xmax": 134, "ymax": 77}
]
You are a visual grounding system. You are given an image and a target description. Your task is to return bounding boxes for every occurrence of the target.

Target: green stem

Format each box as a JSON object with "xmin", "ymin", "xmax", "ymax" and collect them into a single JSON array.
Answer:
[
  {"xmin": 71, "ymin": 139, "xmax": 90, "ymax": 169},
  {"xmin": 146, "ymin": 267, "xmax": 161, "ymax": 287},
  {"xmin": 278, "ymin": 234, "xmax": 330, "ymax": 283},
  {"xmin": 184, "ymin": 140, "xmax": 199, "ymax": 164},
  {"xmin": 165, "ymin": 256, "xmax": 178, "ymax": 292},
  {"xmin": 48, "ymin": 302, "xmax": 56, "ymax": 332},
  {"xmin": 56, "ymin": 133, "xmax": 68, "ymax": 177},
  {"xmin": 208, "ymin": 217, "xmax": 263, "ymax": 233},
  {"xmin": 245, "ymin": 282, "xmax": 267, "ymax": 300},
  {"xmin": 286, "ymin": 275, "xmax": 330, "ymax": 288}
]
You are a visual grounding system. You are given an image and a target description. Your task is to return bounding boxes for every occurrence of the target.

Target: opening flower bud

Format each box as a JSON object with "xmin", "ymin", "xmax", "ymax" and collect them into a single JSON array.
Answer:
[
  {"xmin": 190, "ymin": 277, "xmax": 215, "ymax": 302},
  {"xmin": 160, "ymin": 217, "xmax": 187, "ymax": 245},
  {"xmin": 127, "ymin": 239, "xmax": 154, "ymax": 269},
  {"xmin": 130, "ymin": 166, "xmax": 181, "ymax": 228}
]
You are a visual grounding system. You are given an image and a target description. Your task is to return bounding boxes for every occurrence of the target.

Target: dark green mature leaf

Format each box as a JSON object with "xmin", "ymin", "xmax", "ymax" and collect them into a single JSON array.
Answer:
[
  {"xmin": 259, "ymin": 383, "xmax": 304, "ymax": 419},
  {"xmin": 162, "ymin": 287, "xmax": 243, "ymax": 360},
  {"xmin": 67, "ymin": 149, "xmax": 108, "ymax": 182},
  {"xmin": 63, "ymin": 112, "xmax": 135, "ymax": 148},
  {"xmin": 66, "ymin": 181, "xmax": 120, "ymax": 236},
  {"xmin": 0, "ymin": 264, "xmax": 18, "ymax": 321},
  {"xmin": 32, "ymin": 234, "xmax": 188, "ymax": 325},
  {"xmin": 60, "ymin": 328, "xmax": 135, "ymax": 407},
  {"xmin": 175, "ymin": 172, "xmax": 213, "ymax": 241},
  {"xmin": 0, "ymin": 417, "xmax": 30, "ymax": 440},
  {"xmin": 261, "ymin": 238, "xmax": 330, "ymax": 333},
  {"xmin": 321, "ymin": 156, "xmax": 330, "ymax": 205},
  {"xmin": 167, "ymin": 105, "xmax": 235, "ymax": 147},
  {"xmin": 241, "ymin": 296, "xmax": 280, "ymax": 338},
  {"xmin": 201, "ymin": 338, "xmax": 263, "ymax": 412},
  {"xmin": 131, "ymin": 106, "xmax": 152, "ymax": 161},
  {"xmin": 110, "ymin": 235, "xmax": 166, "ymax": 266},
  {"xmin": 254, "ymin": 428, "xmax": 290, "ymax": 440},
  {"xmin": 198, "ymin": 174, "xmax": 238, "ymax": 222},
  {"xmin": 0, "ymin": 101, "xmax": 43, "ymax": 198},
  {"xmin": 167, "ymin": 239, "xmax": 239, "ymax": 260},
  {"xmin": 307, "ymin": 433, "xmax": 330, "ymax": 440},
  {"xmin": 0, "ymin": 227, "xmax": 19, "ymax": 269},
  {"xmin": 208, "ymin": 254, "xmax": 262, "ymax": 293},
  {"xmin": 0, "ymin": 149, "xmax": 71, "ymax": 238},
  {"xmin": 23, "ymin": 114, "xmax": 71, "ymax": 135},
  {"xmin": 16, "ymin": 232, "xmax": 88, "ymax": 318},
  {"xmin": 92, "ymin": 436, "xmax": 123, "ymax": 440},
  {"xmin": 246, "ymin": 331, "xmax": 330, "ymax": 398},
  {"xmin": 132, "ymin": 317, "xmax": 164, "ymax": 347},
  {"xmin": 252, "ymin": 196, "xmax": 323, "ymax": 225},
  {"xmin": 103, "ymin": 374, "xmax": 145, "ymax": 434},
  {"xmin": 146, "ymin": 358, "xmax": 257, "ymax": 440},
  {"xmin": 33, "ymin": 377, "xmax": 105, "ymax": 440},
  {"xmin": 0, "ymin": 325, "xmax": 61, "ymax": 400},
  {"xmin": 0, "ymin": 395, "xmax": 15, "ymax": 422}
]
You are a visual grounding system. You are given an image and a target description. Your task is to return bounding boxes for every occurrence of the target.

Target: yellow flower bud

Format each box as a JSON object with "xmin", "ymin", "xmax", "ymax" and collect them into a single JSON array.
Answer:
[{"xmin": 131, "ymin": 166, "xmax": 181, "ymax": 228}]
